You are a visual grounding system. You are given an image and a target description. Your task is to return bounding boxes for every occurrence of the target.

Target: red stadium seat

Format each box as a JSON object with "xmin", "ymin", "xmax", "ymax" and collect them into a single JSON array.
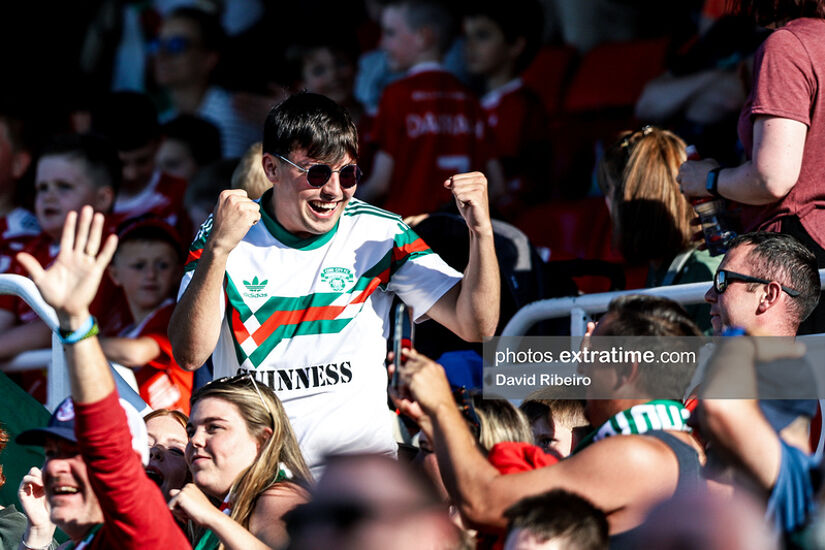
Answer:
[
  {"xmin": 522, "ymin": 45, "xmax": 578, "ymax": 117},
  {"xmin": 562, "ymin": 37, "xmax": 670, "ymax": 113},
  {"xmin": 516, "ymin": 197, "xmax": 647, "ymax": 292}
]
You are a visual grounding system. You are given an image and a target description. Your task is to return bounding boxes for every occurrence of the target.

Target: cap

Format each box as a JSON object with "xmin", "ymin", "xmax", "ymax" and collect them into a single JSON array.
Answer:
[
  {"xmin": 16, "ymin": 396, "xmax": 150, "ymax": 466},
  {"xmin": 15, "ymin": 397, "xmax": 78, "ymax": 446}
]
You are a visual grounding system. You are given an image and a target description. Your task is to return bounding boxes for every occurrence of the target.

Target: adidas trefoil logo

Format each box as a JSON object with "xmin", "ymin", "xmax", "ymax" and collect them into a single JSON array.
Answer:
[{"xmin": 243, "ymin": 276, "xmax": 268, "ymax": 298}]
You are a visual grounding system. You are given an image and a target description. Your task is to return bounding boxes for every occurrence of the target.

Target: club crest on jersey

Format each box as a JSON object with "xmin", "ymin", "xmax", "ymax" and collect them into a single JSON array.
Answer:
[
  {"xmin": 320, "ymin": 267, "xmax": 354, "ymax": 292},
  {"xmin": 243, "ymin": 276, "xmax": 268, "ymax": 298}
]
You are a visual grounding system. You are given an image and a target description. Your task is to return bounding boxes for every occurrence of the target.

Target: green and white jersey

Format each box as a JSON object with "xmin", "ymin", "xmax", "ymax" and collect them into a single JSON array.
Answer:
[{"xmin": 179, "ymin": 197, "xmax": 462, "ymax": 471}]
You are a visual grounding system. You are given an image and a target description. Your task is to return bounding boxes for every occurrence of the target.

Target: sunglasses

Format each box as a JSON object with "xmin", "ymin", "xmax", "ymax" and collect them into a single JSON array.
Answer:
[
  {"xmin": 713, "ymin": 269, "xmax": 800, "ymax": 297},
  {"xmin": 206, "ymin": 372, "xmax": 274, "ymax": 426},
  {"xmin": 276, "ymin": 154, "xmax": 362, "ymax": 189},
  {"xmin": 148, "ymin": 36, "xmax": 193, "ymax": 55}
]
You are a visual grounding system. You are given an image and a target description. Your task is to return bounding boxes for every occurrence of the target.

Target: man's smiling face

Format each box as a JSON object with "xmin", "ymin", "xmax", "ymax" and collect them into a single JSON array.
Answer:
[
  {"xmin": 43, "ymin": 437, "xmax": 104, "ymax": 534},
  {"xmin": 704, "ymin": 244, "xmax": 764, "ymax": 336},
  {"xmin": 266, "ymin": 149, "xmax": 356, "ymax": 238}
]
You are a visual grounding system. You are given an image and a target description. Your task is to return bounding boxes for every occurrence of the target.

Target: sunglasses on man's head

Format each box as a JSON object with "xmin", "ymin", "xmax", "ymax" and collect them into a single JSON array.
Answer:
[
  {"xmin": 276, "ymin": 154, "xmax": 362, "ymax": 189},
  {"xmin": 206, "ymin": 372, "xmax": 274, "ymax": 426},
  {"xmin": 713, "ymin": 269, "xmax": 800, "ymax": 297}
]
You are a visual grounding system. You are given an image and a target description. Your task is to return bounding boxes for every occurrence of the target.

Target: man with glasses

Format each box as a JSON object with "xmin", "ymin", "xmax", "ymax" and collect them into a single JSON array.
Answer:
[
  {"xmin": 170, "ymin": 92, "xmax": 500, "ymax": 473},
  {"xmin": 704, "ymin": 232, "xmax": 820, "ymax": 337},
  {"xmin": 700, "ymin": 231, "xmax": 822, "ymax": 538}
]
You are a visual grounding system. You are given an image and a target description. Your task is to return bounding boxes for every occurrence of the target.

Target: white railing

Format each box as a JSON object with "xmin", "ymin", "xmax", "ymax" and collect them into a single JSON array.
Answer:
[
  {"xmin": 0, "ymin": 274, "xmax": 68, "ymax": 411},
  {"xmin": 0, "ymin": 274, "xmax": 147, "ymax": 413},
  {"xmin": 502, "ymin": 269, "xmax": 825, "ymax": 336}
]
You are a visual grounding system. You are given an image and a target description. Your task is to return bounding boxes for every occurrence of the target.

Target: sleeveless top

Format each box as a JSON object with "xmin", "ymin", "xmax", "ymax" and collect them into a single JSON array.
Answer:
[{"xmin": 608, "ymin": 431, "xmax": 702, "ymax": 550}]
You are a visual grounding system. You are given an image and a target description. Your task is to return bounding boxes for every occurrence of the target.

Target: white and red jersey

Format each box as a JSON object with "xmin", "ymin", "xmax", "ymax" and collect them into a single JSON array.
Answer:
[
  {"xmin": 110, "ymin": 171, "xmax": 191, "ymax": 237},
  {"xmin": 371, "ymin": 62, "xmax": 491, "ymax": 217},
  {"xmin": 0, "ymin": 207, "xmax": 40, "ymax": 274}
]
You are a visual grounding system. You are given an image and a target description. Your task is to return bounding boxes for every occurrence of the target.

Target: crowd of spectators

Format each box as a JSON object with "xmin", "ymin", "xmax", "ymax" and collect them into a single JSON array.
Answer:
[{"xmin": 1, "ymin": 0, "xmax": 825, "ymax": 549}]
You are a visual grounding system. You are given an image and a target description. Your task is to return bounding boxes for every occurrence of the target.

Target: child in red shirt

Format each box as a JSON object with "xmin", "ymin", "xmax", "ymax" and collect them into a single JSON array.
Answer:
[{"xmin": 102, "ymin": 216, "xmax": 193, "ymax": 413}]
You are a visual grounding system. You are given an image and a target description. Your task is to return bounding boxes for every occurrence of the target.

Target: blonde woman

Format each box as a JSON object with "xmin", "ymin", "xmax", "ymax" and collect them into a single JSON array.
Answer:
[
  {"xmin": 598, "ymin": 126, "xmax": 721, "ymax": 332},
  {"xmin": 169, "ymin": 375, "xmax": 311, "ymax": 550}
]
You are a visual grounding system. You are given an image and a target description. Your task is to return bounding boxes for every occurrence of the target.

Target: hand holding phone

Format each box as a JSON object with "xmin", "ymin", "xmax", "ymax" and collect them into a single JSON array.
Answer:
[{"xmin": 391, "ymin": 302, "xmax": 413, "ymax": 388}]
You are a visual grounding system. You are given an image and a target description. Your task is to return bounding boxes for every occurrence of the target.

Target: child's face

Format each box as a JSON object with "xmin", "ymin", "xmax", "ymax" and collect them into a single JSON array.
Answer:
[
  {"xmin": 301, "ymin": 48, "xmax": 355, "ymax": 106},
  {"xmin": 156, "ymin": 138, "xmax": 198, "ymax": 180},
  {"xmin": 463, "ymin": 15, "xmax": 513, "ymax": 77},
  {"xmin": 110, "ymin": 240, "xmax": 179, "ymax": 311},
  {"xmin": 531, "ymin": 415, "xmax": 575, "ymax": 459},
  {"xmin": 35, "ymin": 155, "xmax": 113, "ymax": 239},
  {"xmin": 380, "ymin": 5, "xmax": 420, "ymax": 72}
]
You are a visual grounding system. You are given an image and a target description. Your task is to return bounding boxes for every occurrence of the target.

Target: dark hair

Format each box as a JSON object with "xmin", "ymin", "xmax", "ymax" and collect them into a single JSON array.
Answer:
[
  {"xmin": 605, "ymin": 294, "xmax": 703, "ymax": 337},
  {"xmin": 732, "ymin": 0, "xmax": 825, "ymax": 24},
  {"xmin": 262, "ymin": 92, "xmax": 358, "ymax": 162},
  {"xmin": 115, "ymin": 215, "xmax": 185, "ymax": 262},
  {"xmin": 184, "ymin": 158, "xmax": 237, "ymax": 212},
  {"xmin": 729, "ymin": 232, "xmax": 821, "ymax": 325},
  {"xmin": 93, "ymin": 92, "xmax": 160, "ymax": 152},
  {"xmin": 40, "ymin": 133, "xmax": 122, "ymax": 196},
  {"xmin": 284, "ymin": 37, "xmax": 359, "ymax": 88},
  {"xmin": 0, "ymin": 105, "xmax": 31, "ymax": 152},
  {"xmin": 161, "ymin": 115, "xmax": 222, "ymax": 167},
  {"xmin": 597, "ymin": 294, "xmax": 703, "ymax": 399},
  {"xmin": 166, "ymin": 6, "xmax": 225, "ymax": 52},
  {"xmin": 387, "ymin": 0, "xmax": 456, "ymax": 55},
  {"xmin": 504, "ymin": 489, "xmax": 608, "ymax": 550},
  {"xmin": 463, "ymin": 0, "xmax": 544, "ymax": 73}
]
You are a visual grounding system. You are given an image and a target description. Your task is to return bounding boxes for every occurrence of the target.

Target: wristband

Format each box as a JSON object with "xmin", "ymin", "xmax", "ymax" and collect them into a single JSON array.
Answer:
[
  {"xmin": 58, "ymin": 316, "xmax": 99, "ymax": 345},
  {"xmin": 706, "ymin": 167, "xmax": 722, "ymax": 198}
]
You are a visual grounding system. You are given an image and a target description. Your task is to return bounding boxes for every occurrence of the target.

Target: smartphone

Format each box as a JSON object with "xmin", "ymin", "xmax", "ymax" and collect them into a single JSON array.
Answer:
[{"xmin": 392, "ymin": 302, "xmax": 414, "ymax": 388}]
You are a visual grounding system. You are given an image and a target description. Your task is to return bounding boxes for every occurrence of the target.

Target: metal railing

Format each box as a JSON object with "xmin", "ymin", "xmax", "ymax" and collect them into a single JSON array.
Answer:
[
  {"xmin": 502, "ymin": 269, "xmax": 825, "ymax": 336},
  {"xmin": 0, "ymin": 274, "xmax": 147, "ymax": 413}
]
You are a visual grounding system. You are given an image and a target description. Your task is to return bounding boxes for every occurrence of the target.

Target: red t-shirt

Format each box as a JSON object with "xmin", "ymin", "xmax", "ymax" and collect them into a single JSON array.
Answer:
[
  {"xmin": 737, "ymin": 18, "xmax": 825, "ymax": 249},
  {"xmin": 124, "ymin": 300, "xmax": 193, "ymax": 414},
  {"xmin": 0, "ymin": 207, "xmax": 40, "ymax": 274},
  {"xmin": 75, "ymin": 390, "xmax": 190, "ymax": 549},
  {"xmin": 480, "ymin": 79, "xmax": 550, "ymax": 204},
  {"xmin": 371, "ymin": 63, "xmax": 491, "ymax": 217},
  {"xmin": 110, "ymin": 171, "xmax": 191, "ymax": 238}
]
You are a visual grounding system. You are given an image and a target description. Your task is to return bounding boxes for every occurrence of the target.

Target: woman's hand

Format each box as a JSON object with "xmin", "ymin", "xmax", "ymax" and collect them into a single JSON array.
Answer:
[
  {"xmin": 677, "ymin": 159, "xmax": 720, "ymax": 199},
  {"xmin": 168, "ymin": 483, "xmax": 223, "ymax": 526}
]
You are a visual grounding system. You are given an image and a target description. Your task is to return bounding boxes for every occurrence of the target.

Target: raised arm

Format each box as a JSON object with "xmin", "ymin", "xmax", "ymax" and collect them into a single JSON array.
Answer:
[
  {"xmin": 16, "ymin": 206, "xmax": 117, "ymax": 403},
  {"xmin": 394, "ymin": 350, "xmax": 673, "ymax": 532},
  {"xmin": 698, "ymin": 336, "xmax": 805, "ymax": 490},
  {"xmin": 425, "ymin": 172, "xmax": 500, "ymax": 342},
  {"xmin": 169, "ymin": 189, "xmax": 260, "ymax": 370}
]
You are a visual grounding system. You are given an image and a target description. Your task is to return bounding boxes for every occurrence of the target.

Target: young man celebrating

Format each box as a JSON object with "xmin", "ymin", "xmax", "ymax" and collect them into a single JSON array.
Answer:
[{"xmin": 170, "ymin": 92, "xmax": 500, "ymax": 472}]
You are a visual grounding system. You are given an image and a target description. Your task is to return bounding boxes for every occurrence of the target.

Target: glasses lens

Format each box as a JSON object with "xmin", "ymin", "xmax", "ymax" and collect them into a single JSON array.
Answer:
[
  {"xmin": 339, "ymin": 165, "xmax": 362, "ymax": 188},
  {"xmin": 715, "ymin": 271, "xmax": 727, "ymax": 293},
  {"xmin": 307, "ymin": 165, "xmax": 333, "ymax": 187}
]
